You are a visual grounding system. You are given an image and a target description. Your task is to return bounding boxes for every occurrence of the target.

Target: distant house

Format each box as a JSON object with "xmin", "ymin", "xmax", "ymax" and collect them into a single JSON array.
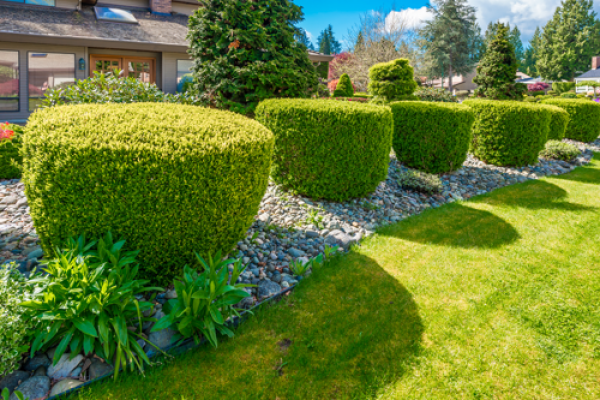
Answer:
[
  {"xmin": 575, "ymin": 56, "xmax": 600, "ymax": 94},
  {"xmin": 0, "ymin": 1, "xmax": 333, "ymax": 123},
  {"xmin": 426, "ymin": 69, "xmax": 530, "ymax": 93}
]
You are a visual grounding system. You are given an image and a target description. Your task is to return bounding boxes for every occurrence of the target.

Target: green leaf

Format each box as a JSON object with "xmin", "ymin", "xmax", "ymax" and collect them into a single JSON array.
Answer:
[{"xmin": 74, "ymin": 317, "xmax": 98, "ymax": 337}]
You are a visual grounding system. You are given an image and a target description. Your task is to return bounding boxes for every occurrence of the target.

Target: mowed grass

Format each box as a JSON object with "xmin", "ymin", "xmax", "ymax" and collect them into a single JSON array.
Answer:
[{"xmin": 72, "ymin": 156, "xmax": 600, "ymax": 400}]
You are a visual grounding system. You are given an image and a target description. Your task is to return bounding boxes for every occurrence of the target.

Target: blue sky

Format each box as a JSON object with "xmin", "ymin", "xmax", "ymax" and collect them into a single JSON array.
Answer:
[{"xmin": 296, "ymin": 0, "xmax": 600, "ymax": 50}]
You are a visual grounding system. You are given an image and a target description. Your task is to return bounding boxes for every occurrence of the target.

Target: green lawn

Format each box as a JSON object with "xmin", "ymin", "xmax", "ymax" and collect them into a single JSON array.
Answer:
[{"xmin": 73, "ymin": 156, "xmax": 600, "ymax": 400}]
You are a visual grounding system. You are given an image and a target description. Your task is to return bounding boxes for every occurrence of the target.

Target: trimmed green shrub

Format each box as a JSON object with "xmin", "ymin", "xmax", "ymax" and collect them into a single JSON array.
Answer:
[
  {"xmin": 540, "ymin": 98, "xmax": 600, "ymax": 142},
  {"xmin": 353, "ymin": 92, "xmax": 373, "ymax": 99},
  {"xmin": 22, "ymin": 103, "xmax": 274, "ymax": 284},
  {"xmin": 539, "ymin": 140, "xmax": 580, "ymax": 161},
  {"xmin": 552, "ymin": 82, "xmax": 576, "ymax": 94},
  {"xmin": 0, "ymin": 124, "xmax": 23, "ymax": 179},
  {"xmin": 368, "ymin": 59, "xmax": 417, "ymax": 102},
  {"xmin": 390, "ymin": 101, "xmax": 474, "ymax": 173},
  {"xmin": 333, "ymin": 74, "xmax": 354, "ymax": 97},
  {"xmin": 535, "ymin": 104, "xmax": 569, "ymax": 140},
  {"xmin": 529, "ymin": 90, "xmax": 545, "ymax": 96},
  {"xmin": 463, "ymin": 99, "xmax": 551, "ymax": 166},
  {"xmin": 547, "ymin": 90, "xmax": 557, "ymax": 96},
  {"xmin": 414, "ymin": 88, "xmax": 457, "ymax": 103},
  {"xmin": 561, "ymin": 92, "xmax": 578, "ymax": 99},
  {"xmin": 255, "ymin": 99, "xmax": 393, "ymax": 201}
]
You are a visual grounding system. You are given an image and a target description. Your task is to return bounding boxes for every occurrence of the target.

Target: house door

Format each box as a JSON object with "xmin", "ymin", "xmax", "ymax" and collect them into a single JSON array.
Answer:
[{"xmin": 90, "ymin": 55, "xmax": 155, "ymax": 83}]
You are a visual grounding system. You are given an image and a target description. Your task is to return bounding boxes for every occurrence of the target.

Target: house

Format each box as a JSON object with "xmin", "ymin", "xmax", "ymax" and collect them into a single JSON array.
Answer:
[
  {"xmin": 426, "ymin": 69, "xmax": 530, "ymax": 93},
  {"xmin": 0, "ymin": 1, "xmax": 333, "ymax": 123},
  {"xmin": 575, "ymin": 56, "xmax": 600, "ymax": 94}
]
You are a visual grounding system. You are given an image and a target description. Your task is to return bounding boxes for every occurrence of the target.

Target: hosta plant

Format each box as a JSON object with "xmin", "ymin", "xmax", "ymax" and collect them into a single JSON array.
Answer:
[
  {"xmin": 21, "ymin": 233, "xmax": 164, "ymax": 380},
  {"xmin": 397, "ymin": 169, "xmax": 443, "ymax": 194},
  {"xmin": 152, "ymin": 252, "xmax": 253, "ymax": 347}
]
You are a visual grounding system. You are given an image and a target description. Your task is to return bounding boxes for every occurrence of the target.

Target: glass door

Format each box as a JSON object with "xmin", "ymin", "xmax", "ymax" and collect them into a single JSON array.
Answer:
[
  {"xmin": 124, "ymin": 58, "xmax": 154, "ymax": 83},
  {"xmin": 90, "ymin": 55, "xmax": 155, "ymax": 84}
]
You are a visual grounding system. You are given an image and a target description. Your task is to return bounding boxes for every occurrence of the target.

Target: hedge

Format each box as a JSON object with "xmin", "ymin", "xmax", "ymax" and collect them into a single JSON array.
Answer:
[
  {"xmin": 541, "ymin": 98, "xmax": 600, "ymax": 142},
  {"xmin": 389, "ymin": 101, "xmax": 474, "ymax": 173},
  {"xmin": 536, "ymin": 104, "xmax": 569, "ymax": 140},
  {"xmin": 0, "ymin": 124, "xmax": 23, "ymax": 179},
  {"xmin": 463, "ymin": 100, "xmax": 551, "ymax": 166},
  {"xmin": 22, "ymin": 103, "xmax": 274, "ymax": 284},
  {"xmin": 255, "ymin": 99, "xmax": 393, "ymax": 201}
]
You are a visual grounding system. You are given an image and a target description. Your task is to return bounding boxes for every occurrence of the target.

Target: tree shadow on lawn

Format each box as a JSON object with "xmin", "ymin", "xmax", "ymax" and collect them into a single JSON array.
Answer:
[
  {"xmin": 71, "ymin": 252, "xmax": 424, "ymax": 400},
  {"xmin": 381, "ymin": 203, "xmax": 520, "ymax": 249},
  {"xmin": 552, "ymin": 156, "xmax": 600, "ymax": 185},
  {"xmin": 469, "ymin": 180, "xmax": 597, "ymax": 212}
]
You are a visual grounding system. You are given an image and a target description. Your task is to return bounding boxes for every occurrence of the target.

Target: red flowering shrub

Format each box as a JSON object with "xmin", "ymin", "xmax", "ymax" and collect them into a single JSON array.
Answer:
[
  {"xmin": 0, "ymin": 122, "xmax": 21, "ymax": 179},
  {"xmin": 528, "ymin": 83, "xmax": 549, "ymax": 92},
  {"xmin": 0, "ymin": 122, "xmax": 14, "ymax": 141},
  {"xmin": 328, "ymin": 52, "xmax": 354, "ymax": 80}
]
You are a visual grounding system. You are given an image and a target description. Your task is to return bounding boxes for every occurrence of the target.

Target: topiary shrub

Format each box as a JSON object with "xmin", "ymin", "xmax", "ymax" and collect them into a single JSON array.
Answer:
[
  {"xmin": 414, "ymin": 88, "xmax": 457, "ymax": 103},
  {"xmin": 390, "ymin": 101, "xmax": 474, "ymax": 173},
  {"xmin": 463, "ymin": 99, "xmax": 551, "ymax": 166},
  {"xmin": 540, "ymin": 98, "xmax": 600, "ymax": 142},
  {"xmin": 0, "ymin": 123, "xmax": 23, "ymax": 179},
  {"xmin": 22, "ymin": 103, "xmax": 274, "ymax": 284},
  {"xmin": 535, "ymin": 104, "xmax": 569, "ymax": 140},
  {"xmin": 255, "ymin": 99, "xmax": 393, "ymax": 201},
  {"xmin": 547, "ymin": 90, "xmax": 557, "ymax": 96},
  {"xmin": 368, "ymin": 59, "xmax": 417, "ymax": 102},
  {"xmin": 333, "ymin": 74, "xmax": 354, "ymax": 97}
]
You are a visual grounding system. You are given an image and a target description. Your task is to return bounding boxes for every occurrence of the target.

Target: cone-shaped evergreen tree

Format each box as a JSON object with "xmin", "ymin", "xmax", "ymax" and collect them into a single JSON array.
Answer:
[
  {"xmin": 333, "ymin": 73, "xmax": 354, "ymax": 97},
  {"xmin": 473, "ymin": 23, "xmax": 526, "ymax": 100},
  {"xmin": 188, "ymin": 0, "xmax": 318, "ymax": 115}
]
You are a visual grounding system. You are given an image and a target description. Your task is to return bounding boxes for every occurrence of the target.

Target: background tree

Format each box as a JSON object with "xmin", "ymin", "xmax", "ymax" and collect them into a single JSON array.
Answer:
[
  {"xmin": 296, "ymin": 28, "xmax": 315, "ymax": 50},
  {"xmin": 482, "ymin": 22, "xmax": 524, "ymax": 67},
  {"xmin": 419, "ymin": 0, "xmax": 482, "ymax": 92},
  {"xmin": 474, "ymin": 23, "xmax": 526, "ymax": 99},
  {"xmin": 317, "ymin": 25, "xmax": 342, "ymax": 55},
  {"xmin": 536, "ymin": 0, "xmax": 600, "ymax": 81},
  {"xmin": 522, "ymin": 27, "xmax": 542, "ymax": 76},
  {"xmin": 188, "ymin": 0, "xmax": 318, "ymax": 115}
]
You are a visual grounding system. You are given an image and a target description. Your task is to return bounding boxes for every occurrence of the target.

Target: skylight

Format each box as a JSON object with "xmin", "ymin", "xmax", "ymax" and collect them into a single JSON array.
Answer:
[{"xmin": 94, "ymin": 7, "xmax": 138, "ymax": 24}]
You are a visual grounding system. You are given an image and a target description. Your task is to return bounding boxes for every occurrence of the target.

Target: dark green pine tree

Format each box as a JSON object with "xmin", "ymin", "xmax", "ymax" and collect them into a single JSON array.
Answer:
[
  {"xmin": 509, "ymin": 25, "xmax": 525, "ymax": 66},
  {"xmin": 536, "ymin": 0, "xmax": 600, "ymax": 81},
  {"xmin": 317, "ymin": 25, "xmax": 342, "ymax": 55},
  {"xmin": 296, "ymin": 27, "xmax": 315, "ymax": 50},
  {"xmin": 522, "ymin": 27, "xmax": 541, "ymax": 76},
  {"xmin": 188, "ymin": 0, "xmax": 319, "ymax": 115},
  {"xmin": 473, "ymin": 23, "xmax": 526, "ymax": 99}
]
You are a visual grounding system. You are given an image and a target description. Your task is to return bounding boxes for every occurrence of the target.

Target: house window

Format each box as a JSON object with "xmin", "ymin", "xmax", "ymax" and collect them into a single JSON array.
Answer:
[
  {"xmin": 0, "ymin": 50, "xmax": 19, "ymax": 112},
  {"xmin": 3, "ymin": 0, "xmax": 55, "ymax": 6},
  {"xmin": 176, "ymin": 60, "xmax": 193, "ymax": 92},
  {"xmin": 28, "ymin": 53, "xmax": 75, "ymax": 112}
]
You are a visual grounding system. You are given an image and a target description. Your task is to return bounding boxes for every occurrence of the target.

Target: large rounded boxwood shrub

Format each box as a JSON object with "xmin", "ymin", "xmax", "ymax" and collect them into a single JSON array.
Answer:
[
  {"xmin": 22, "ymin": 103, "xmax": 274, "ymax": 284},
  {"xmin": 540, "ymin": 98, "xmax": 600, "ymax": 142},
  {"xmin": 255, "ymin": 99, "xmax": 393, "ymax": 201},
  {"xmin": 390, "ymin": 101, "xmax": 474, "ymax": 173},
  {"xmin": 463, "ymin": 99, "xmax": 551, "ymax": 167},
  {"xmin": 535, "ymin": 104, "xmax": 569, "ymax": 140}
]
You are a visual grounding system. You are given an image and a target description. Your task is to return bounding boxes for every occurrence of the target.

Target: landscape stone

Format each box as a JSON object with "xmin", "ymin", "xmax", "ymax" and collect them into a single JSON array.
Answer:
[
  {"xmin": 0, "ymin": 371, "xmax": 29, "ymax": 393},
  {"xmin": 148, "ymin": 327, "xmax": 176, "ymax": 349},
  {"xmin": 257, "ymin": 280, "xmax": 281, "ymax": 300},
  {"xmin": 47, "ymin": 354, "xmax": 83, "ymax": 379},
  {"xmin": 10, "ymin": 376, "xmax": 50, "ymax": 400},
  {"xmin": 23, "ymin": 353, "xmax": 50, "ymax": 371},
  {"xmin": 49, "ymin": 378, "xmax": 84, "ymax": 397},
  {"xmin": 89, "ymin": 359, "xmax": 113, "ymax": 380}
]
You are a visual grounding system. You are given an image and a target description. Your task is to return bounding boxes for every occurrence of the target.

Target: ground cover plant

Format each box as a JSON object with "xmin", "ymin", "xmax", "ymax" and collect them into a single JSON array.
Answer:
[
  {"xmin": 464, "ymin": 99, "xmax": 550, "ymax": 166},
  {"xmin": 70, "ymin": 156, "xmax": 600, "ymax": 400},
  {"xmin": 255, "ymin": 98, "xmax": 393, "ymax": 201},
  {"xmin": 539, "ymin": 140, "xmax": 580, "ymax": 161},
  {"xmin": 22, "ymin": 103, "xmax": 274, "ymax": 285},
  {"xmin": 0, "ymin": 123, "xmax": 22, "ymax": 179},
  {"xmin": 541, "ymin": 98, "xmax": 600, "ymax": 142},
  {"xmin": 390, "ymin": 101, "xmax": 474, "ymax": 173}
]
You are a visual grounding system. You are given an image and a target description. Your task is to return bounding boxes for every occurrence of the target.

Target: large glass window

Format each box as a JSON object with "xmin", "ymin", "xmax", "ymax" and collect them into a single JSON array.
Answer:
[
  {"xmin": 28, "ymin": 53, "xmax": 75, "ymax": 112},
  {"xmin": 4, "ymin": 0, "xmax": 55, "ymax": 5},
  {"xmin": 176, "ymin": 60, "xmax": 193, "ymax": 92},
  {"xmin": 0, "ymin": 50, "xmax": 19, "ymax": 112}
]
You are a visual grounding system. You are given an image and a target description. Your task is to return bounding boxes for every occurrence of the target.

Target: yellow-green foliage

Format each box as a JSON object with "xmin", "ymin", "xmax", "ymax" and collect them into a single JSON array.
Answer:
[
  {"xmin": 463, "ymin": 99, "xmax": 550, "ymax": 167},
  {"xmin": 0, "ymin": 124, "xmax": 23, "ymax": 179},
  {"xmin": 333, "ymin": 74, "xmax": 354, "ymax": 97},
  {"xmin": 390, "ymin": 101, "xmax": 474, "ymax": 173},
  {"xmin": 255, "ymin": 99, "xmax": 393, "ymax": 201},
  {"xmin": 368, "ymin": 59, "xmax": 417, "ymax": 101},
  {"xmin": 535, "ymin": 104, "xmax": 569, "ymax": 140},
  {"xmin": 540, "ymin": 98, "xmax": 600, "ymax": 142},
  {"xmin": 22, "ymin": 103, "xmax": 274, "ymax": 284}
]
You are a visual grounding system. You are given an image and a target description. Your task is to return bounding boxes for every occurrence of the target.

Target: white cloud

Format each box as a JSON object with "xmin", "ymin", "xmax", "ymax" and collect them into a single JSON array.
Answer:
[
  {"xmin": 385, "ymin": 7, "xmax": 433, "ymax": 31},
  {"xmin": 305, "ymin": 30, "xmax": 313, "ymax": 41}
]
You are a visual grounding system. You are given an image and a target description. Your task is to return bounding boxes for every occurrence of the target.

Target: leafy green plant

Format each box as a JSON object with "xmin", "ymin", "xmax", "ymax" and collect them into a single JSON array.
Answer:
[
  {"xmin": 21, "ymin": 233, "xmax": 164, "ymax": 380},
  {"xmin": 397, "ymin": 169, "xmax": 442, "ymax": 194},
  {"xmin": 323, "ymin": 244, "xmax": 339, "ymax": 258},
  {"xmin": 2, "ymin": 388, "xmax": 26, "ymax": 400},
  {"xmin": 255, "ymin": 99, "xmax": 393, "ymax": 201},
  {"xmin": 360, "ymin": 201, "xmax": 380, "ymax": 211},
  {"xmin": 42, "ymin": 70, "xmax": 201, "ymax": 108},
  {"xmin": 0, "ymin": 263, "xmax": 37, "ymax": 377},
  {"xmin": 152, "ymin": 253, "xmax": 253, "ymax": 348},
  {"xmin": 305, "ymin": 208, "xmax": 324, "ymax": 229},
  {"xmin": 368, "ymin": 59, "xmax": 418, "ymax": 102},
  {"xmin": 539, "ymin": 140, "xmax": 580, "ymax": 161},
  {"xmin": 0, "ymin": 123, "xmax": 22, "ymax": 179},
  {"xmin": 23, "ymin": 102, "xmax": 274, "ymax": 285},
  {"xmin": 413, "ymin": 88, "xmax": 457, "ymax": 103},
  {"xmin": 290, "ymin": 254, "xmax": 324, "ymax": 277}
]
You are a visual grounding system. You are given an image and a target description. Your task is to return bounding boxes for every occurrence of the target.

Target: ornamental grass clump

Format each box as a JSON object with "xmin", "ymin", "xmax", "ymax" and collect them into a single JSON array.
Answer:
[
  {"xmin": 22, "ymin": 103, "xmax": 274, "ymax": 285},
  {"xmin": 255, "ymin": 99, "xmax": 393, "ymax": 201},
  {"xmin": 539, "ymin": 140, "xmax": 580, "ymax": 161},
  {"xmin": 390, "ymin": 101, "xmax": 474, "ymax": 174},
  {"xmin": 540, "ymin": 98, "xmax": 600, "ymax": 143},
  {"xmin": 463, "ymin": 99, "xmax": 550, "ymax": 167},
  {"xmin": 0, "ymin": 123, "xmax": 22, "ymax": 179}
]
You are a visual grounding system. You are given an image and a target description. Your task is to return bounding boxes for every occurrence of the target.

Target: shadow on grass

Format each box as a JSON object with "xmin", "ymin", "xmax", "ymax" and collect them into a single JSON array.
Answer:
[
  {"xmin": 552, "ymin": 157, "xmax": 600, "ymax": 185},
  {"xmin": 71, "ymin": 253, "xmax": 424, "ymax": 400},
  {"xmin": 381, "ymin": 203, "xmax": 520, "ymax": 249},
  {"xmin": 470, "ymin": 180, "xmax": 596, "ymax": 212}
]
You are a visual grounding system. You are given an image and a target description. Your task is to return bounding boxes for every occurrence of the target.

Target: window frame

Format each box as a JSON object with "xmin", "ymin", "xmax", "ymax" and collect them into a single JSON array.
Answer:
[
  {"xmin": 176, "ymin": 59, "xmax": 193, "ymax": 92},
  {"xmin": 26, "ymin": 51, "xmax": 76, "ymax": 113},
  {"xmin": 0, "ymin": 49, "xmax": 20, "ymax": 114}
]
